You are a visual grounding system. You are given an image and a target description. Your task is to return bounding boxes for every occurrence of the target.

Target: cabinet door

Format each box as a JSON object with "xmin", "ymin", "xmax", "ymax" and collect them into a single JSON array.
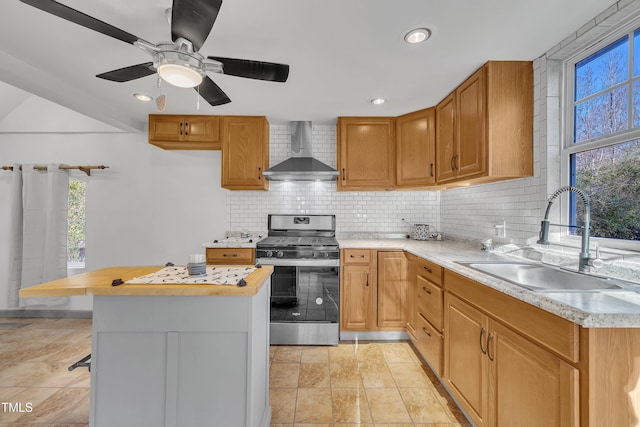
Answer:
[
  {"xmin": 445, "ymin": 294, "xmax": 489, "ymax": 427},
  {"xmin": 377, "ymin": 251, "xmax": 408, "ymax": 328},
  {"xmin": 221, "ymin": 116, "xmax": 269, "ymax": 190},
  {"xmin": 396, "ymin": 108, "xmax": 436, "ymax": 188},
  {"xmin": 456, "ymin": 67, "xmax": 486, "ymax": 179},
  {"xmin": 435, "ymin": 93, "xmax": 456, "ymax": 183},
  {"xmin": 489, "ymin": 321, "xmax": 579, "ymax": 427},
  {"xmin": 340, "ymin": 265, "xmax": 373, "ymax": 330},
  {"xmin": 149, "ymin": 115, "xmax": 184, "ymax": 141},
  {"xmin": 182, "ymin": 116, "xmax": 220, "ymax": 143},
  {"xmin": 337, "ymin": 117, "xmax": 395, "ymax": 190}
]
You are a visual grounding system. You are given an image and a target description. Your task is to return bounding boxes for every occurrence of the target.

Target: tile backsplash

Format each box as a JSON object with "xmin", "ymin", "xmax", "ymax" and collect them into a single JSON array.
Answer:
[{"xmin": 227, "ymin": 124, "xmax": 440, "ymax": 235}]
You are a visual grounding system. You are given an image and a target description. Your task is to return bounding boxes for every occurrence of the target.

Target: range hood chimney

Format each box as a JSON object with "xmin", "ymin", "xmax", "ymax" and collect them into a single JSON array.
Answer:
[{"xmin": 263, "ymin": 121, "xmax": 339, "ymax": 181}]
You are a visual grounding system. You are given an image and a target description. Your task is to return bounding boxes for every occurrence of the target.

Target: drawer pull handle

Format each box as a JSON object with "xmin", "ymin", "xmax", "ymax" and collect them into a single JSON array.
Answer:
[
  {"xmin": 487, "ymin": 333, "xmax": 495, "ymax": 361},
  {"xmin": 350, "ymin": 254, "xmax": 365, "ymax": 258},
  {"xmin": 223, "ymin": 253, "xmax": 238, "ymax": 257},
  {"xmin": 423, "ymin": 266, "xmax": 432, "ymax": 273},
  {"xmin": 422, "ymin": 286, "xmax": 431, "ymax": 295},
  {"xmin": 480, "ymin": 328, "xmax": 487, "ymax": 355},
  {"xmin": 422, "ymin": 327, "xmax": 431, "ymax": 337}
]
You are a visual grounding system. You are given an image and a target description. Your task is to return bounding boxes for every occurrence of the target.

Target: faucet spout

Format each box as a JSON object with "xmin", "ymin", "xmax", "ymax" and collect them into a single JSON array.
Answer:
[{"xmin": 537, "ymin": 186, "xmax": 592, "ymax": 272}]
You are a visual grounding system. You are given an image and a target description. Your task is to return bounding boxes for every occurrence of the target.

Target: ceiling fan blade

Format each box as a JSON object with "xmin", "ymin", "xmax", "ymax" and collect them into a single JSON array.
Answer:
[
  {"xmin": 208, "ymin": 57, "xmax": 290, "ymax": 82},
  {"xmin": 171, "ymin": 0, "xmax": 222, "ymax": 52},
  {"xmin": 197, "ymin": 77, "xmax": 231, "ymax": 106},
  {"xmin": 96, "ymin": 63, "xmax": 156, "ymax": 82},
  {"xmin": 19, "ymin": 0, "xmax": 141, "ymax": 45}
]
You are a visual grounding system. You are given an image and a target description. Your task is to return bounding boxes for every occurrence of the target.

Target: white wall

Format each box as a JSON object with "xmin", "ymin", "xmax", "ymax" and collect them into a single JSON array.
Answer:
[{"xmin": 0, "ymin": 96, "xmax": 228, "ymax": 310}]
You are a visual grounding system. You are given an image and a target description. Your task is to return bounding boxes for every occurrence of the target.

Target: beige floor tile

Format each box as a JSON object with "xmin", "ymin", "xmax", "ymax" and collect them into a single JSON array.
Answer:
[
  {"xmin": 329, "ymin": 360, "xmax": 362, "ymax": 388},
  {"xmin": 354, "ymin": 343, "xmax": 387, "ymax": 366},
  {"xmin": 400, "ymin": 387, "xmax": 453, "ymax": 423},
  {"xmin": 294, "ymin": 388, "xmax": 333, "ymax": 423},
  {"xmin": 270, "ymin": 362, "xmax": 300, "ymax": 388},
  {"xmin": 358, "ymin": 363, "xmax": 397, "ymax": 388},
  {"xmin": 298, "ymin": 363, "xmax": 330, "ymax": 388},
  {"xmin": 300, "ymin": 346, "xmax": 329, "ymax": 364},
  {"xmin": 387, "ymin": 361, "xmax": 433, "ymax": 387},
  {"xmin": 328, "ymin": 344, "xmax": 358, "ymax": 363},
  {"xmin": 272, "ymin": 346, "xmax": 303, "ymax": 363},
  {"xmin": 378, "ymin": 342, "xmax": 417, "ymax": 363},
  {"xmin": 270, "ymin": 388, "xmax": 297, "ymax": 423},
  {"xmin": 365, "ymin": 387, "xmax": 412, "ymax": 423},
  {"xmin": 331, "ymin": 387, "xmax": 372, "ymax": 423}
]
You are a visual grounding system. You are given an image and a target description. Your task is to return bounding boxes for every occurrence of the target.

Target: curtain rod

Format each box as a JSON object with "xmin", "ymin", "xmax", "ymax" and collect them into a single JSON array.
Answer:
[{"xmin": 1, "ymin": 165, "xmax": 109, "ymax": 176}]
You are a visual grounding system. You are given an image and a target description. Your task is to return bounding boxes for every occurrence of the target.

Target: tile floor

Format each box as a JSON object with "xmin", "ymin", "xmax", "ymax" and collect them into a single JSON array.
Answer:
[{"xmin": 0, "ymin": 317, "xmax": 470, "ymax": 426}]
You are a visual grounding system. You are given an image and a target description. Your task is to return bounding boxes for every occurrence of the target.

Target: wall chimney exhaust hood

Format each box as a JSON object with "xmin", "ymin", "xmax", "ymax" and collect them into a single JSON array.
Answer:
[{"xmin": 263, "ymin": 121, "xmax": 339, "ymax": 181}]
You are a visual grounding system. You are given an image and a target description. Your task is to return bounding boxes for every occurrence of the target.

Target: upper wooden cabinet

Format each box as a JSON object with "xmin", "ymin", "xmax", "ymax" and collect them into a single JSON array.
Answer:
[
  {"xmin": 396, "ymin": 108, "xmax": 437, "ymax": 188},
  {"xmin": 337, "ymin": 117, "xmax": 395, "ymax": 191},
  {"xmin": 149, "ymin": 115, "xmax": 221, "ymax": 150},
  {"xmin": 436, "ymin": 61, "xmax": 533, "ymax": 186},
  {"xmin": 221, "ymin": 116, "xmax": 269, "ymax": 190}
]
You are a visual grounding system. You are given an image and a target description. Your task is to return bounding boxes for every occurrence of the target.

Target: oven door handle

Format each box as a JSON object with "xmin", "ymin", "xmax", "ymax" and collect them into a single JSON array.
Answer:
[{"xmin": 257, "ymin": 258, "xmax": 340, "ymax": 267}]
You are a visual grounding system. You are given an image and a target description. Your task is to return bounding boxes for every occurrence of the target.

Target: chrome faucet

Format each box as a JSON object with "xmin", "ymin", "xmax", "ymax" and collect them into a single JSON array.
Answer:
[{"xmin": 537, "ymin": 186, "xmax": 593, "ymax": 272}]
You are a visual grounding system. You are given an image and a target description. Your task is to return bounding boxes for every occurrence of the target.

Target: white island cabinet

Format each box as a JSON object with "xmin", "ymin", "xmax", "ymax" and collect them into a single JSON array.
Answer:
[{"xmin": 20, "ymin": 265, "xmax": 274, "ymax": 427}]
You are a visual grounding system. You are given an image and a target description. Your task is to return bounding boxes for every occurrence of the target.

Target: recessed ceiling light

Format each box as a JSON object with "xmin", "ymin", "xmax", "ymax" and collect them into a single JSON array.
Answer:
[
  {"xmin": 370, "ymin": 98, "xmax": 386, "ymax": 105},
  {"xmin": 133, "ymin": 93, "xmax": 153, "ymax": 102},
  {"xmin": 404, "ymin": 28, "xmax": 431, "ymax": 44}
]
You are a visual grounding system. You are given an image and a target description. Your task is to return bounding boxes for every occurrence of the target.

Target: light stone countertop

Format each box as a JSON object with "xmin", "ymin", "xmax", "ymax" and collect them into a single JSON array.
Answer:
[
  {"xmin": 337, "ymin": 238, "xmax": 640, "ymax": 328},
  {"xmin": 203, "ymin": 237, "xmax": 263, "ymax": 249}
]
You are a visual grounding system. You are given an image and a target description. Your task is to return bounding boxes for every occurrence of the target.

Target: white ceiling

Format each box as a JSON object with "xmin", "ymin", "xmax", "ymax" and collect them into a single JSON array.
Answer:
[{"xmin": 0, "ymin": 0, "xmax": 618, "ymax": 131}]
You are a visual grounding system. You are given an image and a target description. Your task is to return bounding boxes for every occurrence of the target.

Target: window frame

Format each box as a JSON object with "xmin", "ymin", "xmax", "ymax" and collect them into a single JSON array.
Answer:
[{"xmin": 562, "ymin": 17, "xmax": 640, "ymax": 251}]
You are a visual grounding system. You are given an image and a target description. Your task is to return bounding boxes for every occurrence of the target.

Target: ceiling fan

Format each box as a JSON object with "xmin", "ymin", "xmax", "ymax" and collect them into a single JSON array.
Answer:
[{"xmin": 19, "ymin": 0, "xmax": 290, "ymax": 106}]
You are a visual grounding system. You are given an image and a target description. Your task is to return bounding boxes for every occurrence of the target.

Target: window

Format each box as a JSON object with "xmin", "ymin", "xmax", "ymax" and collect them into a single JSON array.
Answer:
[
  {"xmin": 566, "ymin": 24, "xmax": 640, "ymax": 243},
  {"xmin": 67, "ymin": 179, "xmax": 86, "ymax": 268}
]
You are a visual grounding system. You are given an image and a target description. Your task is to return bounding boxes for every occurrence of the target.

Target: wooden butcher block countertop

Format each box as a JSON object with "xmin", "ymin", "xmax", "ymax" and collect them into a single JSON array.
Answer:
[{"xmin": 19, "ymin": 265, "xmax": 273, "ymax": 298}]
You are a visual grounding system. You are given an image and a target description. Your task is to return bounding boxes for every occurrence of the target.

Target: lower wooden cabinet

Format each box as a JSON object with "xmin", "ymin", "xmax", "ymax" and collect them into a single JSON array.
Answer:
[
  {"xmin": 340, "ymin": 249, "xmax": 408, "ymax": 332},
  {"xmin": 340, "ymin": 249, "xmax": 375, "ymax": 330},
  {"xmin": 377, "ymin": 251, "xmax": 409, "ymax": 328},
  {"xmin": 444, "ymin": 286, "xmax": 579, "ymax": 427},
  {"xmin": 205, "ymin": 247, "xmax": 255, "ymax": 265}
]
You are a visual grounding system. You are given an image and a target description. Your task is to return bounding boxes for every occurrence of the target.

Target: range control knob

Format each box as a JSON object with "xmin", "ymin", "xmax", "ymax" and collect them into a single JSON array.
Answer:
[
  {"xmin": 276, "ymin": 251, "xmax": 284, "ymax": 258},
  {"xmin": 313, "ymin": 252, "xmax": 319, "ymax": 258},
  {"xmin": 266, "ymin": 250, "xmax": 273, "ymax": 258}
]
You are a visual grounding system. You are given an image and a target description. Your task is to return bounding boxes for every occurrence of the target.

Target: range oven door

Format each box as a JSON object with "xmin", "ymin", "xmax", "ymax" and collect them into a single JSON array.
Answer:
[{"xmin": 258, "ymin": 258, "xmax": 340, "ymax": 345}]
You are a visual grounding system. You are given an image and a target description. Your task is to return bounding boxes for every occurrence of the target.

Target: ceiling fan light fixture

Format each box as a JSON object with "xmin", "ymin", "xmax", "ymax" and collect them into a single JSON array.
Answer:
[
  {"xmin": 158, "ymin": 63, "xmax": 203, "ymax": 88},
  {"xmin": 155, "ymin": 49, "xmax": 205, "ymax": 88},
  {"xmin": 404, "ymin": 28, "xmax": 431, "ymax": 44}
]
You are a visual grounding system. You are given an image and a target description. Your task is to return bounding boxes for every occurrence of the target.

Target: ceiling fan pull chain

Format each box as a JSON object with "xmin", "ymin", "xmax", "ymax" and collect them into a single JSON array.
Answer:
[{"xmin": 196, "ymin": 86, "xmax": 200, "ymax": 110}]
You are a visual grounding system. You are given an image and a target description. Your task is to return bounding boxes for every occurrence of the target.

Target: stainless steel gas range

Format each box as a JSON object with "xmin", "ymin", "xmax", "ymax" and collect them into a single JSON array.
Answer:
[{"xmin": 256, "ymin": 214, "xmax": 339, "ymax": 345}]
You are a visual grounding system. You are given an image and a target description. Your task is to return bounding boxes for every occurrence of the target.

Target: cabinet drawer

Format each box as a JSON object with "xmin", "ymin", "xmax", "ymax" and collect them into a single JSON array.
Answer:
[
  {"xmin": 342, "ymin": 249, "xmax": 371, "ymax": 264},
  {"xmin": 415, "ymin": 313, "xmax": 443, "ymax": 376},
  {"xmin": 416, "ymin": 257, "xmax": 443, "ymax": 286},
  {"xmin": 416, "ymin": 275, "xmax": 443, "ymax": 331},
  {"xmin": 206, "ymin": 248, "xmax": 255, "ymax": 265}
]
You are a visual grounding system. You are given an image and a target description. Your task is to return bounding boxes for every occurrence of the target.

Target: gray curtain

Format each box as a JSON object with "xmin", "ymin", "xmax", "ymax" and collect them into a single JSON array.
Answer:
[{"xmin": 8, "ymin": 164, "xmax": 70, "ymax": 308}]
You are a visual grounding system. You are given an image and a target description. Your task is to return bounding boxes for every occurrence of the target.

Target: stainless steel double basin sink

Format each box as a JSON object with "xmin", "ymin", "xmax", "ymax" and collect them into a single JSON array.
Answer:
[{"xmin": 456, "ymin": 260, "xmax": 633, "ymax": 293}]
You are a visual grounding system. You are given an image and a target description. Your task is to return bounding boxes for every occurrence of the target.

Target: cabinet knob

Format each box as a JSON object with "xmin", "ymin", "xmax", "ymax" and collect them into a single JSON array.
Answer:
[
  {"xmin": 342, "ymin": 168, "xmax": 346, "ymax": 181},
  {"xmin": 258, "ymin": 167, "xmax": 262, "ymax": 180},
  {"xmin": 184, "ymin": 122, "xmax": 189, "ymax": 135},
  {"xmin": 179, "ymin": 122, "xmax": 183, "ymax": 135},
  {"xmin": 430, "ymin": 163, "xmax": 434, "ymax": 177}
]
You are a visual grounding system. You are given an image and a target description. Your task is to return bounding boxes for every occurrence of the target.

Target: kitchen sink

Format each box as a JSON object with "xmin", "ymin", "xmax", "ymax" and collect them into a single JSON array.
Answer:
[{"xmin": 456, "ymin": 260, "xmax": 627, "ymax": 292}]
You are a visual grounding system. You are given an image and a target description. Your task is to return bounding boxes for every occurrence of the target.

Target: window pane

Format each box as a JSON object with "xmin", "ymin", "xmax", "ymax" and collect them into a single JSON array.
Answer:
[
  {"xmin": 633, "ymin": 79, "xmax": 640, "ymax": 126},
  {"xmin": 574, "ymin": 86, "xmax": 628, "ymax": 142},
  {"xmin": 67, "ymin": 179, "xmax": 86, "ymax": 268},
  {"xmin": 634, "ymin": 29, "xmax": 640, "ymax": 76},
  {"xmin": 570, "ymin": 140, "xmax": 640, "ymax": 241},
  {"xmin": 575, "ymin": 36, "xmax": 628, "ymax": 101}
]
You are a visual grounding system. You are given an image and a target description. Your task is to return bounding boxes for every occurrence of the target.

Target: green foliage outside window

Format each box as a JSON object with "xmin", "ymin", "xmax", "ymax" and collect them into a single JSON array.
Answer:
[{"xmin": 67, "ymin": 179, "xmax": 86, "ymax": 265}]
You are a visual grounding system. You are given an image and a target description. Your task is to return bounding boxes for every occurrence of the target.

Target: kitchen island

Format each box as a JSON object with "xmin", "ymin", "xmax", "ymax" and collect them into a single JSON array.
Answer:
[{"xmin": 19, "ymin": 265, "xmax": 274, "ymax": 427}]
